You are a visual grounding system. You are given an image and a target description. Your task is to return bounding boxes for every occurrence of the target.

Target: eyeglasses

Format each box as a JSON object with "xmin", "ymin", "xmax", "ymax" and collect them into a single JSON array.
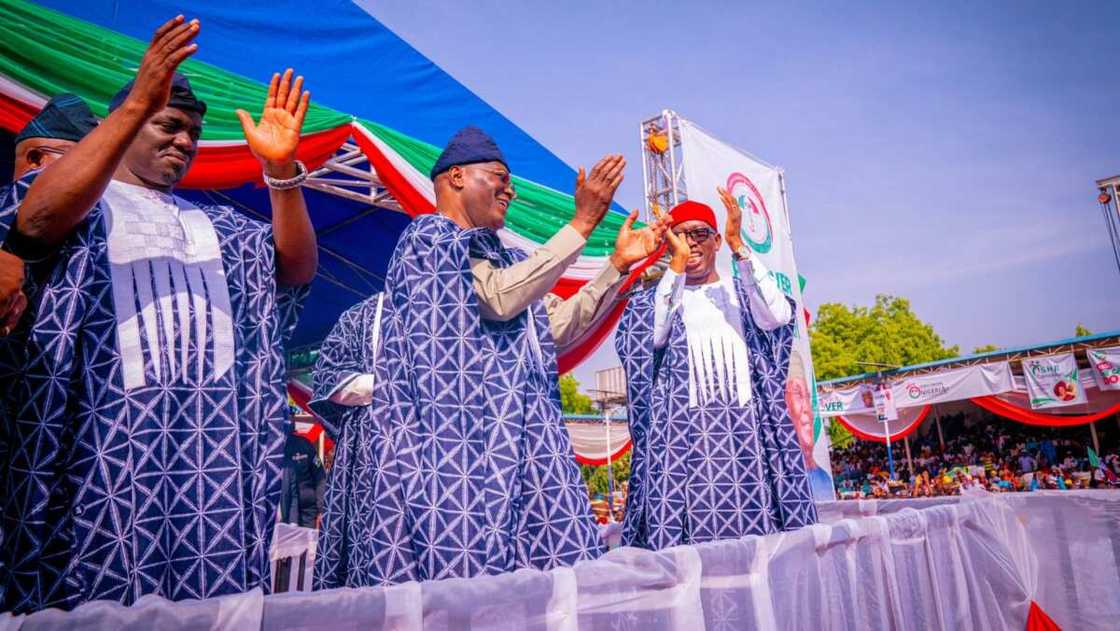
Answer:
[
  {"xmin": 466, "ymin": 165, "xmax": 513, "ymax": 187},
  {"xmin": 30, "ymin": 145, "xmax": 69, "ymax": 157},
  {"xmin": 673, "ymin": 227, "xmax": 715, "ymax": 244}
]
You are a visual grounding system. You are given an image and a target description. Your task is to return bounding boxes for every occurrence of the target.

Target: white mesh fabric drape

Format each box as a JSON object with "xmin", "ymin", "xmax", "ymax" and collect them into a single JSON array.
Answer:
[
  {"xmin": 270, "ymin": 523, "xmax": 318, "ymax": 593},
  {"xmin": 7, "ymin": 492, "xmax": 1118, "ymax": 630}
]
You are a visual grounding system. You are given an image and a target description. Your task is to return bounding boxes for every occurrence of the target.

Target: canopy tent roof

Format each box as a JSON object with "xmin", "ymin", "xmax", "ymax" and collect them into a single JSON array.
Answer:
[
  {"xmin": 0, "ymin": 0, "xmax": 652, "ymax": 372},
  {"xmin": 818, "ymin": 330, "xmax": 1120, "ymax": 389},
  {"xmin": 818, "ymin": 330, "xmax": 1120, "ymax": 442},
  {"xmin": 561, "ymin": 416, "xmax": 632, "ymax": 466}
]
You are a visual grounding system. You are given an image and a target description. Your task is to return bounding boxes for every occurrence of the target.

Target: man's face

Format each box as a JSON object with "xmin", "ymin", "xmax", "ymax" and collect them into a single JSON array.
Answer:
[
  {"xmin": 672, "ymin": 219, "xmax": 720, "ymax": 280},
  {"xmin": 450, "ymin": 161, "xmax": 515, "ymax": 230},
  {"xmin": 120, "ymin": 106, "xmax": 202, "ymax": 190},
  {"xmin": 13, "ymin": 138, "xmax": 76, "ymax": 179},
  {"xmin": 786, "ymin": 376, "xmax": 815, "ymax": 456}
]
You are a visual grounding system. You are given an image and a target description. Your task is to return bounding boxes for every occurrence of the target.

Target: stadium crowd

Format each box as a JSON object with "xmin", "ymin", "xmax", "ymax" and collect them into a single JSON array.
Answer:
[{"xmin": 830, "ymin": 411, "xmax": 1120, "ymax": 499}]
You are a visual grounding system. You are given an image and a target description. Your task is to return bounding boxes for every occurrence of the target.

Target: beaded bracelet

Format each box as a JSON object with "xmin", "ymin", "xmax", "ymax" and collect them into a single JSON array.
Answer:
[{"xmin": 263, "ymin": 160, "xmax": 308, "ymax": 190}]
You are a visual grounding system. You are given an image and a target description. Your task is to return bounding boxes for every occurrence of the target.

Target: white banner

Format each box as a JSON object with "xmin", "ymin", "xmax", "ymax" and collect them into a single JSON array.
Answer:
[
  {"xmin": 893, "ymin": 362, "xmax": 1015, "ymax": 408},
  {"xmin": 1088, "ymin": 347, "xmax": 1120, "ymax": 391},
  {"xmin": 819, "ymin": 362, "xmax": 1015, "ymax": 417},
  {"xmin": 1022, "ymin": 353, "xmax": 1087, "ymax": 409},
  {"xmin": 677, "ymin": 119, "xmax": 834, "ymax": 500}
]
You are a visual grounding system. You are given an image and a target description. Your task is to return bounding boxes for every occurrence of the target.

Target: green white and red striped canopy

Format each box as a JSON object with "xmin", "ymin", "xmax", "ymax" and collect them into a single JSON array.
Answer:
[{"xmin": 0, "ymin": 0, "xmax": 657, "ymax": 371}]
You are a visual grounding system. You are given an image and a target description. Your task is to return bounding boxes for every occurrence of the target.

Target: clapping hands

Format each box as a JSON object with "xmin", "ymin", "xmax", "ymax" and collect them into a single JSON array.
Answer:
[
  {"xmin": 571, "ymin": 155, "xmax": 625, "ymax": 238},
  {"xmin": 717, "ymin": 186, "xmax": 745, "ymax": 253},
  {"xmin": 610, "ymin": 210, "xmax": 671, "ymax": 273}
]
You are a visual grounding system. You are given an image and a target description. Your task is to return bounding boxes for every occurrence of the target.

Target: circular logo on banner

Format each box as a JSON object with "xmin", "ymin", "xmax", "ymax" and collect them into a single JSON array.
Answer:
[{"xmin": 726, "ymin": 172, "xmax": 773, "ymax": 254}]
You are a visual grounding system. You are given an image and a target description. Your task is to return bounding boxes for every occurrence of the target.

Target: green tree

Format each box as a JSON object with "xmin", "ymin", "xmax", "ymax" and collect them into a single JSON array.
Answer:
[
  {"xmin": 1075, "ymin": 324, "xmax": 1093, "ymax": 337},
  {"xmin": 580, "ymin": 451, "xmax": 631, "ymax": 497},
  {"xmin": 972, "ymin": 344, "xmax": 1000, "ymax": 354},
  {"xmin": 559, "ymin": 374, "xmax": 595, "ymax": 414},
  {"xmin": 826, "ymin": 418, "xmax": 855, "ymax": 450},
  {"xmin": 809, "ymin": 294, "xmax": 960, "ymax": 381}
]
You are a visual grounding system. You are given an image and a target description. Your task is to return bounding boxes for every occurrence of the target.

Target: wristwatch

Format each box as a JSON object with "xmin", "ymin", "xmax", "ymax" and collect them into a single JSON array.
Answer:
[{"xmin": 732, "ymin": 245, "xmax": 751, "ymax": 261}]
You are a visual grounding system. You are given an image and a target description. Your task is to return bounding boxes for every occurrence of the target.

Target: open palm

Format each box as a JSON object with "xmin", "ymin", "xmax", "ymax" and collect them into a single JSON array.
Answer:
[
  {"xmin": 237, "ymin": 68, "xmax": 309, "ymax": 167},
  {"xmin": 612, "ymin": 210, "xmax": 669, "ymax": 270},
  {"xmin": 717, "ymin": 186, "xmax": 744, "ymax": 252}
]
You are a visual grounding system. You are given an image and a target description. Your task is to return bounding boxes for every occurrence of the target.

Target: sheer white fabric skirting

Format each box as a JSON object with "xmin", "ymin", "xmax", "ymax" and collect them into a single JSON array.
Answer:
[{"xmin": 9, "ymin": 491, "xmax": 1116, "ymax": 630}]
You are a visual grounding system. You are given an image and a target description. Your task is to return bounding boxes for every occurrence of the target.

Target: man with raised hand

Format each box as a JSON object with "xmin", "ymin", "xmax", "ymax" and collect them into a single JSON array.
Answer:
[
  {"xmin": 0, "ymin": 15, "xmax": 317, "ymax": 613},
  {"xmin": 314, "ymin": 127, "xmax": 667, "ymax": 587},
  {"xmin": 614, "ymin": 188, "xmax": 817, "ymax": 550}
]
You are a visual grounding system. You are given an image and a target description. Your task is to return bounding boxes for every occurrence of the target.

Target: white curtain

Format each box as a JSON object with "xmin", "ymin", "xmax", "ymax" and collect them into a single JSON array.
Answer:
[{"xmin": 8, "ymin": 491, "xmax": 1118, "ymax": 630}]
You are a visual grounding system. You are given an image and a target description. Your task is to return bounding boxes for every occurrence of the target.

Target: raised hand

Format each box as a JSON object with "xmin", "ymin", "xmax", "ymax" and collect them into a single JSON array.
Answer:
[
  {"xmin": 571, "ymin": 154, "xmax": 625, "ymax": 238},
  {"xmin": 126, "ymin": 16, "xmax": 200, "ymax": 118},
  {"xmin": 236, "ymin": 69, "xmax": 310, "ymax": 177},
  {"xmin": 657, "ymin": 209, "xmax": 691, "ymax": 273},
  {"xmin": 0, "ymin": 251, "xmax": 26, "ymax": 336},
  {"xmin": 717, "ymin": 186, "xmax": 745, "ymax": 253},
  {"xmin": 609, "ymin": 210, "xmax": 669, "ymax": 273}
]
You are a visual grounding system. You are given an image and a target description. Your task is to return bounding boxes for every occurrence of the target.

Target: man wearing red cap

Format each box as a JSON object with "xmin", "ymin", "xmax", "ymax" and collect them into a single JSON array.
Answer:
[{"xmin": 615, "ymin": 188, "xmax": 818, "ymax": 549}]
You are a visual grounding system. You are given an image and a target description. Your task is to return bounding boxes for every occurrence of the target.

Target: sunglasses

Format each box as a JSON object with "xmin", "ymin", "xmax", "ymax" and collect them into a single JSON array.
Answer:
[{"xmin": 672, "ymin": 227, "xmax": 716, "ymax": 244}]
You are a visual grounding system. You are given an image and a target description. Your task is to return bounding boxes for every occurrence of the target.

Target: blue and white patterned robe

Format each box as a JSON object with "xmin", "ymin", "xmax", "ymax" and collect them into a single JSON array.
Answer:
[
  {"xmin": 0, "ymin": 173, "xmax": 307, "ymax": 614},
  {"xmin": 313, "ymin": 213, "xmax": 604, "ymax": 588},
  {"xmin": 615, "ymin": 280, "xmax": 817, "ymax": 550}
]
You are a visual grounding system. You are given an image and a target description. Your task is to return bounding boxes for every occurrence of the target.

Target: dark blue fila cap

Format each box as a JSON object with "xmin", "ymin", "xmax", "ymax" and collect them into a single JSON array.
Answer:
[
  {"xmin": 430, "ymin": 125, "xmax": 508, "ymax": 180},
  {"xmin": 14, "ymin": 93, "xmax": 98, "ymax": 145}
]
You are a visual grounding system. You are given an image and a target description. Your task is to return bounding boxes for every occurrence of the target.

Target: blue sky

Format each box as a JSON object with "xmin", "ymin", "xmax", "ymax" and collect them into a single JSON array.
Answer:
[{"xmin": 367, "ymin": 1, "xmax": 1120, "ymax": 387}]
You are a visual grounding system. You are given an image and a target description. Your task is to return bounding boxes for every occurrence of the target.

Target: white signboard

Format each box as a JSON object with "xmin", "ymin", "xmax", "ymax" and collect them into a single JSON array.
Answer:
[
  {"xmin": 1088, "ymin": 347, "xmax": 1120, "ymax": 391},
  {"xmin": 818, "ymin": 362, "xmax": 1015, "ymax": 417},
  {"xmin": 678, "ymin": 119, "xmax": 833, "ymax": 500},
  {"xmin": 1022, "ymin": 353, "xmax": 1087, "ymax": 409},
  {"xmin": 872, "ymin": 383, "xmax": 898, "ymax": 422}
]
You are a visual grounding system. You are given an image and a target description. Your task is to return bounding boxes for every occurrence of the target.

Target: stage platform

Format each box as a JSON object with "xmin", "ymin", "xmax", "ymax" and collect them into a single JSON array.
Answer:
[{"xmin": 4, "ymin": 491, "xmax": 1118, "ymax": 630}]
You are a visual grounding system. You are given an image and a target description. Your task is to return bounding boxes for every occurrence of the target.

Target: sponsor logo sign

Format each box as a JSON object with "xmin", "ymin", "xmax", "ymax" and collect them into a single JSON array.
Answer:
[
  {"xmin": 1088, "ymin": 347, "xmax": 1120, "ymax": 390},
  {"xmin": 1022, "ymin": 353, "xmax": 1087, "ymax": 409}
]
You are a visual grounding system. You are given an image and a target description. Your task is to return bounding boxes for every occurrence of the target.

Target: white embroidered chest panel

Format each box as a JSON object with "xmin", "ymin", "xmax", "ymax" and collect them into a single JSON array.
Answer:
[{"xmin": 102, "ymin": 180, "xmax": 235, "ymax": 390}]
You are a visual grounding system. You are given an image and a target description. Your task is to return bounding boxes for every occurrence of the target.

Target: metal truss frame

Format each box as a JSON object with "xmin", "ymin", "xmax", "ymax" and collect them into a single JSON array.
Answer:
[
  {"xmin": 304, "ymin": 137, "xmax": 403, "ymax": 214},
  {"xmin": 1095, "ymin": 174, "xmax": 1120, "ymax": 277},
  {"xmin": 639, "ymin": 109, "xmax": 687, "ymax": 224}
]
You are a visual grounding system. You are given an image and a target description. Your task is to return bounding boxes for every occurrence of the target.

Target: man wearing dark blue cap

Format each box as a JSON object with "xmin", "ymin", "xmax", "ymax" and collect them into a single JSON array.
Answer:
[
  {"xmin": 1, "ymin": 16, "xmax": 318, "ymax": 614},
  {"xmin": 313, "ymin": 125, "xmax": 671, "ymax": 587},
  {"xmin": 0, "ymin": 94, "xmax": 98, "ymax": 336},
  {"xmin": 11, "ymin": 93, "xmax": 98, "ymax": 181}
]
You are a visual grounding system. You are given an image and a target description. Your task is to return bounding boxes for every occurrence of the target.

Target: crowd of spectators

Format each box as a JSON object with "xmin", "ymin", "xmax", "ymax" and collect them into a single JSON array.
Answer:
[{"xmin": 830, "ymin": 411, "xmax": 1120, "ymax": 500}]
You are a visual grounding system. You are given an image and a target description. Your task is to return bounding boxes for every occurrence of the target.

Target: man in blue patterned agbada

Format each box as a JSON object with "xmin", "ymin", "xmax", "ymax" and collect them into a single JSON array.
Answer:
[
  {"xmin": 615, "ymin": 191, "xmax": 818, "ymax": 550},
  {"xmin": 312, "ymin": 128, "xmax": 670, "ymax": 586},
  {"xmin": 0, "ymin": 17, "xmax": 318, "ymax": 613}
]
